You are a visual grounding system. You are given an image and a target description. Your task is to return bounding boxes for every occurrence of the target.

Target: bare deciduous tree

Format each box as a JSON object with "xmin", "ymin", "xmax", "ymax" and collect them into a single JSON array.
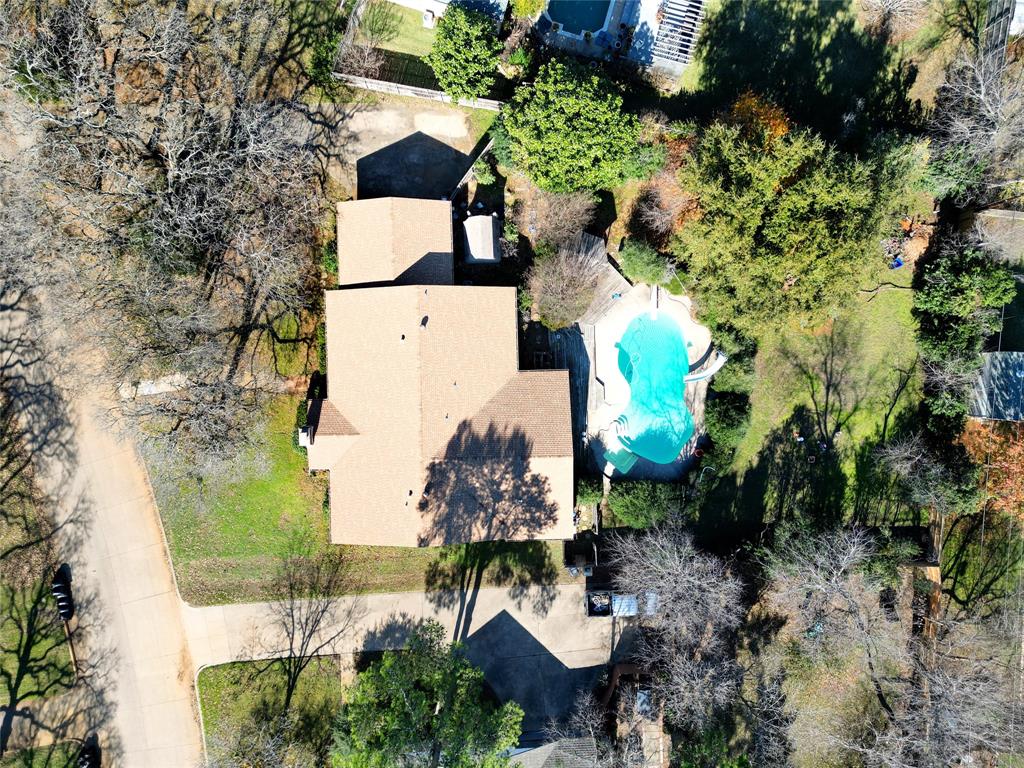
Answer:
[
  {"xmin": 544, "ymin": 690, "xmax": 659, "ymax": 768},
  {"xmin": 528, "ymin": 233, "xmax": 606, "ymax": 330},
  {"xmin": 514, "ymin": 188, "xmax": 597, "ymax": 248},
  {"xmin": 205, "ymin": 715, "xmax": 315, "ymax": 768},
  {"xmin": 335, "ymin": 0, "xmax": 397, "ymax": 78},
  {"xmin": 861, "ymin": 0, "xmax": 930, "ymax": 35},
  {"xmin": 0, "ymin": 0, "xmax": 331, "ymax": 460},
  {"xmin": 607, "ymin": 528, "xmax": 745, "ymax": 730},
  {"xmin": 763, "ymin": 528, "xmax": 1020, "ymax": 767},
  {"xmin": 930, "ymin": 50, "xmax": 1024, "ymax": 205},
  {"xmin": 260, "ymin": 542, "xmax": 360, "ymax": 713},
  {"xmin": 748, "ymin": 671, "xmax": 795, "ymax": 768},
  {"xmin": 629, "ymin": 175, "xmax": 691, "ymax": 246},
  {"xmin": 874, "ymin": 433, "xmax": 965, "ymax": 518}
]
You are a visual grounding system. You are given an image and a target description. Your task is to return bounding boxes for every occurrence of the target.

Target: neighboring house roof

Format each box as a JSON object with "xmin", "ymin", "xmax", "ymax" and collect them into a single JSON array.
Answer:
[
  {"xmin": 309, "ymin": 199, "xmax": 574, "ymax": 547},
  {"xmin": 970, "ymin": 352, "xmax": 1024, "ymax": 422},
  {"xmin": 463, "ymin": 214, "xmax": 501, "ymax": 264},
  {"xmin": 511, "ymin": 737, "xmax": 599, "ymax": 768},
  {"xmin": 336, "ymin": 198, "xmax": 453, "ymax": 286}
]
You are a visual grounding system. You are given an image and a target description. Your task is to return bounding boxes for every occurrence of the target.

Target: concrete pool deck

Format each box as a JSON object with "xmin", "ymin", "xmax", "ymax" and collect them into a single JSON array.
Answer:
[{"xmin": 583, "ymin": 282, "xmax": 713, "ymax": 479}]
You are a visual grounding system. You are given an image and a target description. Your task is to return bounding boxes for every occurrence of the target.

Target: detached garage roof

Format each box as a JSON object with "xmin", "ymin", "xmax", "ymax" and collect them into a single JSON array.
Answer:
[
  {"xmin": 336, "ymin": 198, "xmax": 453, "ymax": 286},
  {"xmin": 970, "ymin": 352, "xmax": 1024, "ymax": 422}
]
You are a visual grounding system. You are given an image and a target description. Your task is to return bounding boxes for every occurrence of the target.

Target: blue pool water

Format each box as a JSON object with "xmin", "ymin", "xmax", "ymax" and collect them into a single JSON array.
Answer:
[
  {"xmin": 546, "ymin": 0, "xmax": 611, "ymax": 34},
  {"xmin": 614, "ymin": 313, "xmax": 694, "ymax": 464}
]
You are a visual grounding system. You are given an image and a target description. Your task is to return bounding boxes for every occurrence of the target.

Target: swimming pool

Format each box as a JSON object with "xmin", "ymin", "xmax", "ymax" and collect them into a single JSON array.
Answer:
[
  {"xmin": 545, "ymin": 0, "xmax": 612, "ymax": 35},
  {"xmin": 613, "ymin": 312, "xmax": 694, "ymax": 464}
]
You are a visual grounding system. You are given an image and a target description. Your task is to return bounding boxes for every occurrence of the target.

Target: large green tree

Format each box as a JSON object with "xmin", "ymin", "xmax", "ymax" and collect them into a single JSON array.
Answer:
[
  {"xmin": 673, "ymin": 122, "xmax": 922, "ymax": 335},
  {"xmin": 332, "ymin": 621, "xmax": 522, "ymax": 768},
  {"xmin": 425, "ymin": 5, "xmax": 501, "ymax": 101},
  {"xmin": 501, "ymin": 61, "xmax": 645, "ymax": 192}
]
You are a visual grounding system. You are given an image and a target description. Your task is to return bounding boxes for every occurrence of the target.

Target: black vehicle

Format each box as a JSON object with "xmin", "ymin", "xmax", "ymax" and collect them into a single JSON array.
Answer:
[
  {"xmin": 77, "ymin": 735, "xmax": 101, "ymax": 768},
  {"xmin": 51, "ymin": 564, "xmax": 75, "ymax": 623}
]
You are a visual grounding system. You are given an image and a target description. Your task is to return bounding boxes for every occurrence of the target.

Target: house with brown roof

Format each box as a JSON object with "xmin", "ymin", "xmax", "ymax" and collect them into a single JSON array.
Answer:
[{"xmin": 302, "ymin": 197, "xmax": 575, "ymax": 547}]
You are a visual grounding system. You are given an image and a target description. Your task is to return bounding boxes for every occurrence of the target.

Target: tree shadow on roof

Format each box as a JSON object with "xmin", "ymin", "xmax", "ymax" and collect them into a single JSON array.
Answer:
[
  {"xmin": 419, "ymin": 422, "xmax": 563, "ymax": 640},
  {"xmin": 356, "ymin": 131, "xmax": 470, "ymax": 199}
]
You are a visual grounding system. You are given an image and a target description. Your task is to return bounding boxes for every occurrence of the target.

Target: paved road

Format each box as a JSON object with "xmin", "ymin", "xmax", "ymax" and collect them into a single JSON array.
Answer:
[
  {"xmin": 48, "ymin": 399, "xmax": 203, "ymax": 767},
  {"xmin": 0, "ymin": 292, "xmax": 202, "ymax": 765}
]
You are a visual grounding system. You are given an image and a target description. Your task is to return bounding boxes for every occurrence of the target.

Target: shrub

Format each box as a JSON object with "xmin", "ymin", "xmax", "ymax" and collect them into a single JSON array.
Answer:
[
  {"xmin": 617, "ymin": 239, "xmax": 668, "ymax": 285},
  {"xmin": 704, "ymin": 392, "xmax": 751, "ymax": 457},
  {"xmin": 321, "ymin": 240, "xmax": 338, "ymax": 275},
  {"xmin": 309, "ymin": 24, "xmax": 344, "ymax": 89},
  {"xmin": 607, "ymin": 480, "xmax": 676, "ymax": 528},
  {"xmin": 473, "ymin": 157, "xmax": 496, "ymax": 186},
  {"xmin": 316, "ymin": 322, "xmax": 327, "ymax": 371},
  {"xmin": 507, "ymin": 45, "xmax": 533, "ymax": 73},
  {"xmin": 576, "ymin": 476, "xmax": 604, "ymax": 507},
  {"xmin": 292, "ymin": 398, "xmax": 308, "ymax": 452},
  {"xmin": 425, "ymin": 6, "xmax": 501, "ymax": 102},
  {"xmin": 511, "ymin": 0, "xmax": 545, "ymax": 17}
]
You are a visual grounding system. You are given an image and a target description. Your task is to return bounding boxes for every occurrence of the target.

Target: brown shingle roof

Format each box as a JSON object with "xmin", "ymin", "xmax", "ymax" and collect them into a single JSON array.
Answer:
[
  {"xmin": 310, "ymin": 284, "xmax": 574, "ymax": 546},
  {"xmin": 336, "ymin": 198, "xmax": 453, "ymax": 286},
  {"xmin": 308, "ymin": 400, "xmax": 359, "ymax": 437}
]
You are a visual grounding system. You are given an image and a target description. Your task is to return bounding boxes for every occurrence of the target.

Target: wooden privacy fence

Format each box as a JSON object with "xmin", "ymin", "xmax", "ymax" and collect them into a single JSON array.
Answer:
[{"xmin": 332, "ymin": 72, "xmax": 504, "ymax": 111}]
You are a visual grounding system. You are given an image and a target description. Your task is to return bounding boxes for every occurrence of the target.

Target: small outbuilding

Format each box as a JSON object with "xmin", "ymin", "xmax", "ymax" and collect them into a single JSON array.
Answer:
[{"xmin": 462, "ymin": 214, "xmax": 501, "ymax": 265}]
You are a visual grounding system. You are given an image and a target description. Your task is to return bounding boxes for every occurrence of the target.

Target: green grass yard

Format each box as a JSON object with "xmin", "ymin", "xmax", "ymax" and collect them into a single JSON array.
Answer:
[
  {"xmin": 697, "ymin": 263, "xmax": 921, "ymax": 546},
  {"xmin": 0, "ymin": 744, "xmax": 78, "ymax": 768},
  {"xmin": 198, "ymin": 658, "xmax": 344, "ymax": 761},
  {"xmin": 153, "ymin": 394, "xmax": 576, "ymax": 605},
  {"xmin": 198, "ymin": 658, "xmax": 344, "ymax": 736},
  {"xmin": 368, "ymin": 1, "xmax": 436, "ymax": 57}
]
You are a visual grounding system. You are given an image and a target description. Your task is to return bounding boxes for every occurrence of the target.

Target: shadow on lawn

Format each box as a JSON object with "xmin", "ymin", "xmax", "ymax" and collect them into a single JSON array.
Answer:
[
  {"xmin": 696, "ymin": 405, "xmax": 848, "ymax": 553},
  {"xmin": 682, "ymin": 0, "xmax": 922, "ymax": 146},
  {"xmin": 942, "ymin": 512, "xmax": 1024, "ymax": 620}
]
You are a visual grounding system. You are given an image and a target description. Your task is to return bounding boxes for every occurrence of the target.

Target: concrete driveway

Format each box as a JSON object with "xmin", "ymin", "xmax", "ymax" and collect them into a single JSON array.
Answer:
[
  {"xmin": 334, "ymin": 102, "xmax": 486, "ymax": 199},
  {"xmin": 184, "ymin": 583, "xmax": 623, "ymax": 743}
]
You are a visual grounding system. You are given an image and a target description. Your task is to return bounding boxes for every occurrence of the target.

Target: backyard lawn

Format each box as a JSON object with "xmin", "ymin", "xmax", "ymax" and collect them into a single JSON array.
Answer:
[
  {"xmin": 152, "ymin": 394, "xmax": 576, "ymax": 605},
  {"xmin": 697, "ymin": 262, "xmax": 922, "ymax": 547},
  {"xmin": 367, "ymin": 1, "xmax": 436, "ymax": 57},
  {"xmin": 734, "ymin": 262, "xmax": 920, "ymax": 471}
]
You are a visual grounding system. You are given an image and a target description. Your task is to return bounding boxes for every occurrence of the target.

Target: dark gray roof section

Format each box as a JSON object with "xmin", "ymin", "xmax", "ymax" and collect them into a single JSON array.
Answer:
[
  {"xmin": 970, "ymin": 352, "xmax": 1024, "ymax": 421},
  {"xmin": 512, "ymin": 737, "xmax": 599, "ymax": 768}
]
